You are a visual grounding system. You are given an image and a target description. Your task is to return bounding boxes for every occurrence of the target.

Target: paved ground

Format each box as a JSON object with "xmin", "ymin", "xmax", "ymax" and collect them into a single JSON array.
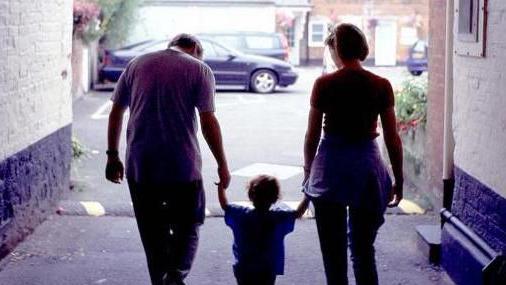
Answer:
[{"xmin": 0, "ymin": 214, "xmax": 453, "ymax": 285}]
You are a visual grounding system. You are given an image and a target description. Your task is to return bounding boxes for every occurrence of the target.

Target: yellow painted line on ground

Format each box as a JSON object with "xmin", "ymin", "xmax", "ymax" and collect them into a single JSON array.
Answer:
[
  {"xmin": 80, "ymin": 201, "xmax": 106, "ymax": 217},
  {"xmin": 398, "ymin": 199, "xmax": 425, "ymax": 214}
]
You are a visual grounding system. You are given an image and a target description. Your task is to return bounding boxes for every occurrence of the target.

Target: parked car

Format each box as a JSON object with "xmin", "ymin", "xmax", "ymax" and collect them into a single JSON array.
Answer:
[
  {"xmin": 406, "ymin": 40, "xmax": 428, "ymax": 76},
  {"xmin": 198, "ymin": 32, "xmax": 290, "ymax": 61},
  {"xmin": 99, "ymin": 38, "xmax": 297, "ymax": 93}
]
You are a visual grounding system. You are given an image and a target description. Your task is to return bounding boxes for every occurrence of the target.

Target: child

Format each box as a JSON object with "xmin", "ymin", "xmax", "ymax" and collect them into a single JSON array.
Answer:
[{"xmin": 218, "ymin": 175, "xmax": 309, "ymax": 285}]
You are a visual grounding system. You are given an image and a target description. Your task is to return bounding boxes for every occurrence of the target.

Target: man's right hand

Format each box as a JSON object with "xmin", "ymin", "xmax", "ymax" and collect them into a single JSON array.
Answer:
[{"xmin": 105, "ymin": 157, "xmax": 124, "ymax": 184}]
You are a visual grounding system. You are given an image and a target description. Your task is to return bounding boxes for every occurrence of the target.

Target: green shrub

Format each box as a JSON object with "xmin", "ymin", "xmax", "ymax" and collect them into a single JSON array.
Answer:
[
  {"xmin": 395, "ymin": 76, "xmax": 428, "ymax": 132},
  {"xmin": 71, "ymin": 137, "xmax": 87, "ymax": 160}
]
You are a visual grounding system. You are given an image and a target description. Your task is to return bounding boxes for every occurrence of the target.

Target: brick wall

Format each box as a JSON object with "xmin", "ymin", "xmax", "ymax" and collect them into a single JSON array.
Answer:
[
  {"xmin": 425, "ymin": 0, "xmax": 447, "ymax": 206},
  {"xmin": 0, "ymin": 0, "xmax": 73, "ymax": 161},
  {"xmin": 451, "ymin": 167, "xmax": 506, "ymax": 253},
  {"xmin": 442, "ymin": 1, "xmax": 506, "ymax": 283},
  {"xmin": 306, "ymin": 0, "xmax": 429, "ymax": 63},
  {"xmin": 0, "ymin": 0, "xmax": 73, "ymax": 259}
]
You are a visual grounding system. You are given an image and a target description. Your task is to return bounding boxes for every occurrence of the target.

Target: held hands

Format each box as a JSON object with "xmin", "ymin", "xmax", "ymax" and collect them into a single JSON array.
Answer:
[
  {"xmin": 105, "ymin": 156, "xmax": 124, "ymax": 184},
  {"xmin": 215, "ymin": 166, "xmax": 230, "ymax": 210},
  {"xmin": 387, "ymin": 183, "xmax": 403, "ymax": 208},
  {"xmin": 216, "ymin": 165, "xmax": 231, "ymax": 189}
]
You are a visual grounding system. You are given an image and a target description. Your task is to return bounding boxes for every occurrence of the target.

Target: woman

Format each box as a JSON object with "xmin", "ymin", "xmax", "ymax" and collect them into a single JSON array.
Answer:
[{"xmin": 303, "ymin": 23, "xmax": 404, "ymax": 285}]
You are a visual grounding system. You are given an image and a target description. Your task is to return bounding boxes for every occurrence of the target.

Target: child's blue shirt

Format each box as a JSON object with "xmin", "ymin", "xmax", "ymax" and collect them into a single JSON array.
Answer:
[{"xmin": 224, "ymin": 204, "xmax": 296, "ymax": 276}]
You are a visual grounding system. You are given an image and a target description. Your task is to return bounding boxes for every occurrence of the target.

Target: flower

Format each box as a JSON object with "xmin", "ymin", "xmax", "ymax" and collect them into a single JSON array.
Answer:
[{"xmin": 73, "ymin": 1, "xmax": 101, "ymax": 34}]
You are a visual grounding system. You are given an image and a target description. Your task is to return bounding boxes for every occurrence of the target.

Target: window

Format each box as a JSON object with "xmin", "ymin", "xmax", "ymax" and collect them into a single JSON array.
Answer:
[
  {"xmin": 213, "ymin": 36, "xmax": 243, "ymax": 50},
  {"xmin": 213, "ymin": 43, "xmax": 231, "ymax": 57},
  {"xmin": 309, "ymin": 21, "xmax": 328, "ymax": 47},
  {"xmin": 244, "ymin": 36, "xmax": 281, "ymax": 49},
  {"xmin": 457, "ymin": 0, "xmax": 479, "ymax": 42},
  {"xmin": 455, "ymin": 0, "xmax": 487, "ymax": 57},
  {"xmin": 201, "ymin": 41, "xmax": 217, "ymax": 57},
  {"xmin": 285, "ymin": 27, "xmax": 295, "ymax": 48}
]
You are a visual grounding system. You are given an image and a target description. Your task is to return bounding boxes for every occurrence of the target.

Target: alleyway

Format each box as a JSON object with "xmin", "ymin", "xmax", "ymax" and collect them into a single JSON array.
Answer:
[
  {"xmin": 0, "ymin": 214, "xmax": 453, "ymax": 285},
  {"xmin": 0, "ymin": 67, "xmax": 453, "ymax": 284}
]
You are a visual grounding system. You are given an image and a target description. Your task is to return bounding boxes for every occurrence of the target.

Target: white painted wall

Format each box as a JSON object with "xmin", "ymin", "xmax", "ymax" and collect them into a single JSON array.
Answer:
[
  {"xmin": 129, "ymin": 5, "xmax": 276, "ymax": 43},
  {"xmin": 452, "ymin": 0, "xmax": 506, "ymax": 196},
  {"xmin": 0, "ymin": 0, "xmax": 73, "ymax": 161}
]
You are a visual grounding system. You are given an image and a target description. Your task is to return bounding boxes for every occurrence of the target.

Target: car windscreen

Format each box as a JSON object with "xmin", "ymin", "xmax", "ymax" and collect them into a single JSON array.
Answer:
[
  {"xmin": 244, "ymin": 35, "xmax": 281, "ymax": 49},
  {"xmin": 201, "ymin": 39, "xmax": 239, "ymax": 58},
  {"xmin": 411, "ymin": 41, "xmax": 427, "ymax": 58}
]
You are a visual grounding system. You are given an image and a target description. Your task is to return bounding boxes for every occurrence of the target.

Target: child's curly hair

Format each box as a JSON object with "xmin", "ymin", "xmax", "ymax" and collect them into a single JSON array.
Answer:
[{"xmin": 247, "ymin": 175, "xmax": 280, "ymax": 210}]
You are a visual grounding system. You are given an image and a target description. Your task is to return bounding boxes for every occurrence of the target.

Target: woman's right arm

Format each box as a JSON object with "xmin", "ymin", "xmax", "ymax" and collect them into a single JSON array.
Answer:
[
  {"xmin": 380, "ymin": 106, "xmax": 404, "ymax": 207},
  {"xmin": 304, "ymin": 107, "xmax": 323, "ymax": 178},
  {"xmin": 304, "ymin": 78, "xmax": 325, "ymax": 182}
]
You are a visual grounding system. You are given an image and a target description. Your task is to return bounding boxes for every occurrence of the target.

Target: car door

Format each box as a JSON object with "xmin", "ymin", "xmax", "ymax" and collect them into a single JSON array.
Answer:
[{"xmin": 201, "ymin": 40, "xmax": 249, "ymax": 86}]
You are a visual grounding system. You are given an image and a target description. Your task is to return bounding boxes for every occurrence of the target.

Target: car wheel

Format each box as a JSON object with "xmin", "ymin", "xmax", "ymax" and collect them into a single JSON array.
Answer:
[
  {"xmin": 410, "ymin": 70, "xmax": 423, "ymax": 76},
  {"xmin": 250, "ymin": 69, "xmax": 277, "ymax": 93}
]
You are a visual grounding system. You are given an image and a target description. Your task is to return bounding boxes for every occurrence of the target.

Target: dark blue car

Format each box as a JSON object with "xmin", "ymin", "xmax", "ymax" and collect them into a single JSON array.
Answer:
[
  {"xmin": 99, "ymin": 38, "xmax": 298, "ymax": 93},
  {"xmin": 406, "ymin": 40, "xmax": 428, "ymax": 76}
]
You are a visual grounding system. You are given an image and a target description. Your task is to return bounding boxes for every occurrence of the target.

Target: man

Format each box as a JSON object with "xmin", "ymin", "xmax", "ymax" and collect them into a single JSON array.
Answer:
[{"xmin": 105, "ymin": 34, "xmax": 230, "ymax": 285}]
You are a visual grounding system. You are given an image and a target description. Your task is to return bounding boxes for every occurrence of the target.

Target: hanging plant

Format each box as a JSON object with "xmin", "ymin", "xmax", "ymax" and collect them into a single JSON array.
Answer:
[
  {"xmin": 73, "ymin": 0, "xmax": 101, "ymax": 38},
  {"xmin": 72, "ymin": 0, "xmax": 140, "ymax": 47}
]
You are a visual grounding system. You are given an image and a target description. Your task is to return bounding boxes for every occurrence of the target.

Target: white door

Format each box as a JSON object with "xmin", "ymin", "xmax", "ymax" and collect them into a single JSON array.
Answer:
[{"xmin": 375, "ymin": 20, "xmax": 397, "ymax": 66}]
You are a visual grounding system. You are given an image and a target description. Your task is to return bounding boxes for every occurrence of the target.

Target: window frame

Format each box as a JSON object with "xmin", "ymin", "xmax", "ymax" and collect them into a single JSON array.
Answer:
[
  {"xmin": 454, "ymin": 0, "xmax": 487, "ymax": 57},
  {"xmin": 308, "ymin": 20, "xmax": 328, "ymax": 47}
]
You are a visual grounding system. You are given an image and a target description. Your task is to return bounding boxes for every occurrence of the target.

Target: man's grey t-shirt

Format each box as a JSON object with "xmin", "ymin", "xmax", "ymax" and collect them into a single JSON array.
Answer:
[{"xmin": 111, "ymin": 48, "xmax": 215, "ymax": 184}]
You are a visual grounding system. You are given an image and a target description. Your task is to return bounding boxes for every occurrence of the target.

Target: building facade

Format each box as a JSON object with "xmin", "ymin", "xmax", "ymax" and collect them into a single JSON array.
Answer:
[
  {"xmin": 303, "ymin": 0, "xmax": 429, "ymax": 65},
  {"xmin": 0, "ymin": 0, "xmax": 73, "ymax": 258}
]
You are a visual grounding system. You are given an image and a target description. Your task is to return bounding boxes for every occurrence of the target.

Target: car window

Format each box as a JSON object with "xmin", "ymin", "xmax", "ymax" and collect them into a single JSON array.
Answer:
[
  {"xmin": 129, "ymin": 41, "xmax": 161, "ymax": 51},
  {"xmin": 413, "ymin": 41, "xmax": 426, "ymax": 53},
  {"xmin": 213, "ymin": 36, "xmax": 243, "ymax": 49},
  {"xmin": 244, "ymin": 35, "xmax": 281, "ymax": 49},
  {"xmin": 201, "ymin": 40, "xmax": 217, "ymax": 57},
  {"xmin": 143, "ymin": 41, "xmax": 169, "ymax": 52},
  {"xmin": 213, "ymin": 43, "xmax": 231, "ymax": 57}
]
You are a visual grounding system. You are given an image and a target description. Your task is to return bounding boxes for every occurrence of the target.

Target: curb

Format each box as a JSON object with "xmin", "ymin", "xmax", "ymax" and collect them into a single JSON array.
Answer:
[{"xmin": 57, "ymin": 199, "xmax": 426, "ymax": 218}]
